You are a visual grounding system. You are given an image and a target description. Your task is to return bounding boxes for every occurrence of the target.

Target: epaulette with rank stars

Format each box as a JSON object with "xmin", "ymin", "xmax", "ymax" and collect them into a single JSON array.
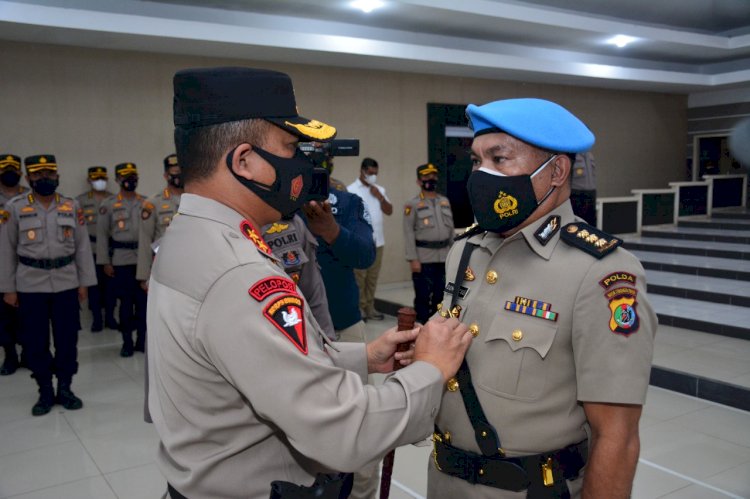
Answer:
[
  {"xmin": 560, "ymin": 222, "xmax": 621, "ymax": 259},
  {"xmin": 454, "ymin": 222, "xmax": 483, "ymax": 241}
]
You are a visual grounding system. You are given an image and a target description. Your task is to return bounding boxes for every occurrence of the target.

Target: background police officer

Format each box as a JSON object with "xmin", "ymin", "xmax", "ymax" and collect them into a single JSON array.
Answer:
[
  {"xmin": 136, "ymin": 154, "xmax": 182, "ymax": 290},
  {"xmin": 97, "ymin": 162, "xmax": 146, "ymax": 357},
  {"xmin": 403, "ymin": 163, "xmax": 454, "ymax": 324},
  {"xmin": 0, "ymin": 153, "xmax": 28, "ymax": 375},
  {"xmin": 0, "ymin": 154, "xmax": 96, "ymax": 415},
  {"xmin": 76, "ymin": 166, "xmax": 115, "ymax": 332},
  {"xmin": 570, "ymin": 151, "xmax": 597, "ymax": 225}
]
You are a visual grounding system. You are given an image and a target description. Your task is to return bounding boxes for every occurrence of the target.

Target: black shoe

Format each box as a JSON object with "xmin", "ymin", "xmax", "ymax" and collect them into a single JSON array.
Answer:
[
  {"xmin": 134, "ymin": 342, "xmax": 145, "ymax": 353},
  {"xmin": 56, "ymin": 384, "xmax": 83, "ymax": 410},
  {"xmin": 367, "ymin": 312, "xmax": 385, "ymax": 321},
  {"xmin": 0, "ymin": 348, "xmax": 19, "ymax": 376},
  {"xmin": 91, "ymin": 320, "xmax": 103, "ymax": 333},
  {"xmin": 32, "ymin": 385, "xmax": 55, "ymax": 416},
  {"xmin": 120, "ymin": 343, "xmax": 134, "ymax": 357},
  {"xmin": 105, "ymin": 318, "xmax": 119, "ymax": 330}
]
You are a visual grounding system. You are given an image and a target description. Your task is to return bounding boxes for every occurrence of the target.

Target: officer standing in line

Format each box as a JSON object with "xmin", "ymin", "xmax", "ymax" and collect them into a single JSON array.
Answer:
[
  {"xmin": 76, "ymin": 166, "xmax": 115, "ymax": 332},
  {"xmin": 136, "ymin": 154, "xmax": 183, "ymax": 290},
  {"xmin": 570, "ymin": 151, "xmax": 597, "ymax": 225},
  {"xmin": 97, "ymin": 163, "xmax": 146, "ymax": 357},
  {"xmin": 0, "ymin": 155, "xmax": 96, "ymax": 415},
  {"xmin": 427, "ymin": 98, "xmax": 656, "ymax": 499},
  {"xmin": 262, "ymin": 214, "xmax": 335, "ymax": 340},
  {"xmin": 148, "ymin": 66, "xmax": 473, "ymax": 499},
  {"xmin": 403, "ymin": 163, "xmax": 454, "ymax": 325},
  {"xmin": 0, "ymin": 154, "xmax": 28, "ymax": 375}
]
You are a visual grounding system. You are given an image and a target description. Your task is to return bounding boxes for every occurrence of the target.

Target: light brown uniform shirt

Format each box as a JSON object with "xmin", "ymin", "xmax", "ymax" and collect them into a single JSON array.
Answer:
[
  {"xmin": 403, "ymin": 193, "xmax": 454, "ymax": 263},
  {"xmin": 262, "ymin": 215, "xmax": 335, "ymax": 340},
  {"xmin": 0, "ymin": 185, "xmax": 29, "ymax": 207},
  {"xmin": 136, "ymin": 188, "xmax": 180, "ymax": 281},
  {"xmin": 75, "ymin": 190, "xmax": 113, "ymax": 253},
  {"xmin": 427, "ymin": 201, "xmax": 656, "ymax": 498},
  {"xmin": 0, "ymin": 192, "xmax": 96, "ymax": 293},
  {"xmin": 147, "ymin": 194, "xmax": 444, "ymax": 499},
  {"xmin": 96, "ymin": 192, "xmax": 145, "ymax": 266}
]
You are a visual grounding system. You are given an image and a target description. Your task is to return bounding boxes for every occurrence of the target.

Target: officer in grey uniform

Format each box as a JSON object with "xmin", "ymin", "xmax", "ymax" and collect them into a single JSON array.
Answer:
[
  {"xmin": 148, "ymin": 66, "xmax": 473, "ymax": 499},
  {"xmin": 136, "ymin": 154, "xmax": 183, "ymax": 288},
  {"xmin": 76, "ymin": 166, "xmax": 115, "ymax": 332},
  {"xmin": 0, "ymin": 155, "xmax": 96, "ymax": 416},
  {"xmin": 262, "ymin": 215, "xmax": 335, "ymax": 340},
  {"xmin": 403, "ymin": 163, "xmax": 454, "ymax": 324},
  {"xmin": 570, "ymin": 151, "xmax": 596, "ymax": 225},
  {"xmin": 0, "ymin": 154, "xmax": 28, "ymax": 375},
  {"xmin": 97, "ymin": 163, "xmax": 146, "ymax": 357},
  {"xmin": 427, "ymin": 99, "xmax": 656, "ymax": 499}
]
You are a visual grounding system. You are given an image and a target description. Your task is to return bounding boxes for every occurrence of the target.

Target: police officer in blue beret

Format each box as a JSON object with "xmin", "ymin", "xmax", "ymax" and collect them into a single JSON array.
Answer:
[{"xmin": 427, "ymin": 98, "xmax": 656, "ymax": 498}]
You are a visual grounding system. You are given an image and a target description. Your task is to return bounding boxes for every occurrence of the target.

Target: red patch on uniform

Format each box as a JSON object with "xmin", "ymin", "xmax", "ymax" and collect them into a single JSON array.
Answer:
[
  {"xmin": 263, "ymin": 294, "xmax": 307, "ymax": 354},
  {"xmin": 77, "ymin": 208, "xmax": 85, "ymax": 226},
  {"xmin": 239, "ymin": 220, "xmax": 271, "ymax": 255},
  {"xmin": 249, "ymin": 276, "xmax": 297, "ymax": 301},
  {"xmin": 290, "ymin": 175, "xmax": 303, "ymax": 200}
]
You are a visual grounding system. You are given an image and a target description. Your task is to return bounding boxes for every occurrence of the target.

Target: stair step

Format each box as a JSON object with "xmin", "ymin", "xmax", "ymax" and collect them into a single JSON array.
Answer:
[
  {"xmin": 641, "ymin": 226, "xmax": 750, "ymax": 244},
  {"xmin": 679, "ymin": 219, "xmax": 750, "ymax": 230},
  {"xmin": 651, "ymin": 294, "xmax": 750, "ymax": 340},
  {"xmin": 633, "ymin": 250, "xmax": 750, "ymax": 280},
  {"xmin": 646, "ymin": 270, "xmax": 750, "ymax": 307},
  {"xmin": 622, "ymin": 236, "xmax": 750, "ymax": 260},
  {"xmin": 711, "ymin": 207, "xmax": 750, "ymax": 220}
]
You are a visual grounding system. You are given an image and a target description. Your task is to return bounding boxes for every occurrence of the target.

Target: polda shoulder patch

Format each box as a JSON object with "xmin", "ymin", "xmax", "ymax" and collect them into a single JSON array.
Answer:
[{"xmin": 560, "ymin": 222, "xmax": 621, "ymax": 259}]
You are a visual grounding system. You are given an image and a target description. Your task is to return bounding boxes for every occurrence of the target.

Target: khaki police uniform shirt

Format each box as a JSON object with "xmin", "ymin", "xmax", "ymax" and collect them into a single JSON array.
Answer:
[
  {"xmin": 75, "ymin": 190, "xmax": 113, "ymax": 253},
  {"xmin": 571, "ymin": 152, "xmax": 596, "ymax": 191},
  {"xmin": 147, "ymin": 194, "xmax": 444, "ymax": 499},
  {"xmin": 262, "ymin": 215, "xmax": 335, "ymax": 340},
  {"xmin": 403, "ymin": 193, "xmax": 454, "ymax": 263},
  {"xmin": 427, "ymin": 201, "xmax": 656, "ymax": 498},
  {"xmin": 136, "ymin": 188, "xmax": 180, "ymax": 281},
  {"xmin": 96, "ymin": 192, "xmax": 145, "ymax": 266},
  {"xmin": 0, "ymin": 193, "xmax": 96, "ymax": 293},
  {"xmin": 1, "ymin": 185, "xmax": 29, "ymax": 207}
]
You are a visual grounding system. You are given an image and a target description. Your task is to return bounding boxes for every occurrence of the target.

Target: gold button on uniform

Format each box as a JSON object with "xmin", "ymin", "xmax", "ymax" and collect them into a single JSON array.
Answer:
[
  {"xmin": 446, "ymin": 378, "xmax": 459, "ymax": 392},
  {"xmin": 512, "ymin": 329, "xmax": 523, "ymax": 341},
  {"xmin": 469, "ymin": 323, "xmax": 480, "ymax": 337},
  {"xmin": 486, "ymin": 270, "xmax": 498, "ymax": 284}
]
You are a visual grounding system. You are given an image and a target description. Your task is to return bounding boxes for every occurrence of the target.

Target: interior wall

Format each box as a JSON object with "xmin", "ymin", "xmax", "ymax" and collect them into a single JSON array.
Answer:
[{"xmin": 0, "ymin": 40, "xmax": 688, "ymax": 283}]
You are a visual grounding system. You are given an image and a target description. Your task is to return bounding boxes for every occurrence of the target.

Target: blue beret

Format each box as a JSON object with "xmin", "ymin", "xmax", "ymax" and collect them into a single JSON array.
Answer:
[{"xmin": 466, "ymin": 98, "xmax": 595, "ymax": 153}]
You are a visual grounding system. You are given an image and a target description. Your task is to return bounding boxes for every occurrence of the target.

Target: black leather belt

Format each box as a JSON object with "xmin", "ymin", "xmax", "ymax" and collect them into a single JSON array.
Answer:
[
  {"xmin": 110, "ymin": 239, "xmax": 138, "ymax": 250},
  {"xmin": 416, "ymin": 239, "xmax": 450, "ymax": 249},
  {"xmin": 432, "ymin": 435, "xmax": 587, "ymax": 496},
  {"xmin": 19, "ymin": 255, "xmax": 75, "ymax": 270},
  {"xmin": 167, "ymin": 483, "xmax": 188, "ymax": 499}
]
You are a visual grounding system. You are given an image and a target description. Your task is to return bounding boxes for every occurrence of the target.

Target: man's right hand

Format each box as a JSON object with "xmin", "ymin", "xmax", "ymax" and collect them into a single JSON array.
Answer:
[
  {"xmin": 409, "ymin": 260, "xmax": 422, "ymax": 273},
  {"xmin": 3, "ymin": 292, "xmax": 19, "ymax": 308},
  {"xmin": 413, "ymin": 316, "xmax": 472, "ymax": 382},
  {"xmin": 103, "ymin": 264, "xmax": 115, "ymax": 277}
]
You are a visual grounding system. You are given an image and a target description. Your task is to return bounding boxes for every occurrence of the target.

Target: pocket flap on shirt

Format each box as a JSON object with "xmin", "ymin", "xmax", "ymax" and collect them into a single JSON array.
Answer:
[{"xmin": 485, "ymin": 313, "xmax": 558, "ymax": 359}]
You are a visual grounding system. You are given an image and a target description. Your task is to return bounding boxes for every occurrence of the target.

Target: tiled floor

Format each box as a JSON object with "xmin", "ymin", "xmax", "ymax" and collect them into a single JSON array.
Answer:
[{"xmin": 0, "ymin": 310, "xmax": 748, "ymax": 498}]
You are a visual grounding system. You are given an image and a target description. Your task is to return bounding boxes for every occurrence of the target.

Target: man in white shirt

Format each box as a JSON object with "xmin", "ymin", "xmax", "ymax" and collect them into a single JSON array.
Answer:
[{"xmin": 347, "ymin": 157, "xmax": 392, "ymax": 321}]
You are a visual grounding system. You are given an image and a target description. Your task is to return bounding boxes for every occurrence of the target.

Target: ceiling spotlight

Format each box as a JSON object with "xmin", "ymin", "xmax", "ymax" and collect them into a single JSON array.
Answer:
[
  {"xmin": 351, "ymin": 0, "xmax": 385, "ymax": 14},
  {"xmin": 606, "ymin": 35, "xmax": 637, "ymax": 48}
]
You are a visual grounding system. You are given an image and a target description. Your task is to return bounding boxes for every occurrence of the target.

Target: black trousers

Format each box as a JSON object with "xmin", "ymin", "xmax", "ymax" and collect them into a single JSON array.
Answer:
[
  {"xmin": 0, "ymin": 300, "xmax": 21, "ymax": 348},
  {"xmin": 18, "ymin": 288, "xmax": 80, "ymax": 383},
  {"xmin": 412, "ymin": 262, "xmax": 446, "ymax": 324},
  {"xmin": 89, "ymin": 263, "xmax": 117, "ymax": 323},
  {"xmin": 113, "ymin": 265, "xmax": 146, "ymax": 344},
  {"xmin": 570, "ymin": 189, "xmax": 597, "ymax": 226}
]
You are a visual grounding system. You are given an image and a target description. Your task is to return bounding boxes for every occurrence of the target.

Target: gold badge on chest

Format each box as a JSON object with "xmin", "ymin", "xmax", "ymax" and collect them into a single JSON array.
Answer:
[
  {"xmin": 486, "ymin": 270, "xmax": 498, "ymax": 284},
  {"xmin": 117, "ymin": 220, "xmax": 125, "ymax": 229},
  {"xmin": 27, "ymin": 230, "xmax": 36, "ymax": 240},
  {"xmin": 464, "ymin": 267, "xmax": 475, "ymax": 281}
]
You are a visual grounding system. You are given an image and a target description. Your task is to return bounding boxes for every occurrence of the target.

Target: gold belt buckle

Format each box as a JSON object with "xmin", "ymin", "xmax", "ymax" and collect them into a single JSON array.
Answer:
[{"xmin": 541, "ymin": 457, "xmax": 554, "ymax": 487}]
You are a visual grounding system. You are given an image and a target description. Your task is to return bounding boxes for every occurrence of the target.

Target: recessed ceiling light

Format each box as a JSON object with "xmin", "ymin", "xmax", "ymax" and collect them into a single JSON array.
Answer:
[
  {"xmin": 606, "ymin": 35, "xmax": 637, "ymax": 48},
  {"xmin": 351, "ymin": 0, "xmax": 385, "ymax": 14}
]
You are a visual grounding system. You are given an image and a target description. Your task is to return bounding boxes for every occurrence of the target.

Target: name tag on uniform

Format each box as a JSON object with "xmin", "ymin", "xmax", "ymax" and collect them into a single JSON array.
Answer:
[{"xmin": 444, "ymin": 282, "xmax": 470, "ymax": 299}]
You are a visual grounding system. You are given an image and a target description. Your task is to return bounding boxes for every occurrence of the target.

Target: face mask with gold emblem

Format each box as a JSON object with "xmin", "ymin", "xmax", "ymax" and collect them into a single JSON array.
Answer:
[{"xmin": 467, "ymin": 155, "xmax": 557, "ymax": 233}]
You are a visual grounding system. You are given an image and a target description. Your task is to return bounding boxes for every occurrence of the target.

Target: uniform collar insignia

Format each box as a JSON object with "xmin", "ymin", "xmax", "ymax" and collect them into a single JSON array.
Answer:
[
  {"xmin": 534, "ymin": 215, "xmax": 561, "ymax": 246},
  {"xmin": 240, "ymin": 219, "xmax": 272, "ymax": 255},
  {"xmin": 464, "ymin": 267, "xmax": 475, "ymax": 281}
]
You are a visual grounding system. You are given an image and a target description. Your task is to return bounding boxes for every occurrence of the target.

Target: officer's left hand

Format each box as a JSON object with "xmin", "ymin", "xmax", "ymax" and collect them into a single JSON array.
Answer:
[
  {"xmin": 77, "ymin": 287, "xmax": 87, "ymax": 302},
  {"xmin": 366, "ymin": 326, "xmax": 419, "ymax": 374},
  {"xmin": 3, "ymin": 292, "xmax": 19, "ymax": 308},
  {"xmin": 303, "ymin": 201, "xmax": 340, "ymax": 244}
]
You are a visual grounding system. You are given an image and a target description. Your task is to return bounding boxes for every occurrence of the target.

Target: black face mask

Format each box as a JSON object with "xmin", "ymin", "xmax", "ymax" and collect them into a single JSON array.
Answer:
[
  {"xmin": 421, "ymin": 179, "xmax": 437, "ymax": 192},
  {"xmin": 121, "ymin": 176, "xmax": 138, "ymax": 192},
  {"xmin": 167, "ymin": 173, "xmax": 183, "ymax": 188},
  {"xmin": 226, "ymin": 145, "xmax": 314, "ymax": 218},
  {"xmin": 30, "ymin": 177, "xmax": 59, "ymax": 196},
  {"xmin": 1, "ymin": 170, "xmax": 21, "ymax": 187},
  {"xmin": 466, "ymin": 155, "xmax": 557, "ymax": 233}
]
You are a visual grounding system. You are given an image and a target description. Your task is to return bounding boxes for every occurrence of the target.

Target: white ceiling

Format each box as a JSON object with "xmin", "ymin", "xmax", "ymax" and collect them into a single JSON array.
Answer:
[{"xmin": 1, "ymin": 0, "xmax": 749, "ymax": 94}]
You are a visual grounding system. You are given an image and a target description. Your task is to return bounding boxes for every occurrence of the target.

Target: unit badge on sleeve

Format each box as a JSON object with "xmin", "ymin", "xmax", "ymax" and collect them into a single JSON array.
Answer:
[
  {"xmin": 606, "ymin": 287, "xmax": 640, "ymax": 335},
  {"xmin": 263, "ymin": 294, "xmax": 308, "ymax": 354}
]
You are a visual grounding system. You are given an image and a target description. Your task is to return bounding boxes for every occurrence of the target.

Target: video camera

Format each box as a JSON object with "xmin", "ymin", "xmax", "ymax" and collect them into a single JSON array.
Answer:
[{"xmin": 301, "ymin": 139, "xmax": 360, "ymax": 202}]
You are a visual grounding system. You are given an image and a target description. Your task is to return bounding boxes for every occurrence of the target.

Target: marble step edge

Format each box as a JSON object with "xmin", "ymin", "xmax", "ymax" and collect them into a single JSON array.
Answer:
[
  {"xmin": 623, "ymin": 241, "xmax": 749, "ymax": 261},
  {"xmin": 647, "ymin": 283, "xmax": 750, "ymax": 308},
  {"xmin": 640, "ymin": 229, "xmax": 750, "ymax": 245},
  {"xmin": 639, "ymin": 260, "xmax": 750, "ymax": 281},
  {"xmin": 678, "ymin": 220, "xmax": 750, "ymax": 230}
]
